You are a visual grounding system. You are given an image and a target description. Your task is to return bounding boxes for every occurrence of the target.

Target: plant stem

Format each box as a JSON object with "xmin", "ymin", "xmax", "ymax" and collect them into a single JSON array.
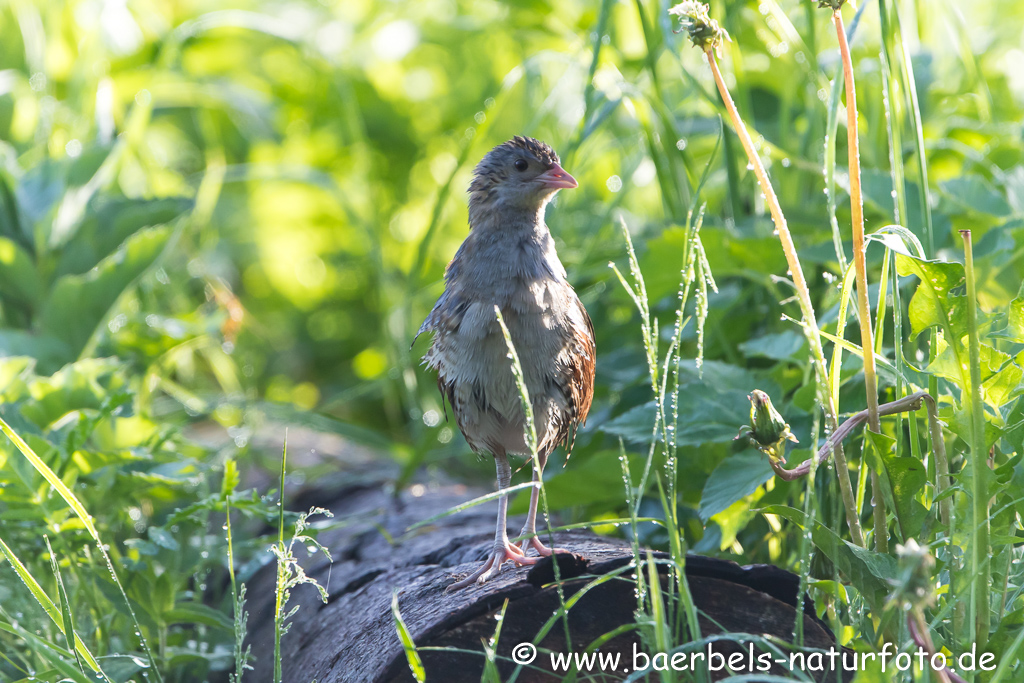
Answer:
[
  {"xmin": 833, "ymin": 8, "xmax": 886, "ymax": 553},
  {"xmin": 769, "ymin": 391, "xmax": 928, "ymax": 481},
  {"xmin": 908, "ymin": 612, "xmax": 957, "ymax": 683},
  {"xmin": 704, "ymin": 48, "xmax": 864, "ymax": 547},
  {"xmin": 961, "ymin": 229, "xmax": 990, "ymax": 649},
  {"xmin": 274, "ymin": 435, "xmax": 288, "ymax": 683},
  {"xmin": 922, "ymin": 394, "xmax": 951, "ymax": 528}
]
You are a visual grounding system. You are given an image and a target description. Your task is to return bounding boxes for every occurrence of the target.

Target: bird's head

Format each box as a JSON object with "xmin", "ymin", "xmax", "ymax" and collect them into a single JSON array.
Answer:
[{"xmin": 468, "ymin": 136, "xmax": 577, "ymax": 223}]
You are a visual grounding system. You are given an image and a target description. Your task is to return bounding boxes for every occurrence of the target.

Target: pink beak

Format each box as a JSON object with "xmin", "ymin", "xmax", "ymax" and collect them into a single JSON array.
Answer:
[{"xmin": 535, "ymin": 163, "xmax": 578, "ymax": 190}]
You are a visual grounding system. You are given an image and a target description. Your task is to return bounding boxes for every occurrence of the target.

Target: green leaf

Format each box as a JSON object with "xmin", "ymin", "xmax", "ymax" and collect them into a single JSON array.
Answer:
[
  {"xmin": 55, "ymin": 197, "xmax": 190, "ymax": 278},
  {"xmin": 0, "ymin": 533, "xmax": 107, "ymax": 676},
  {"xmin": 165, "ymin": 602, "xmax": 233, "ymax": 630},
  {"xmin": 760, "ymin": 505, "xmax": 897, "ymax": 608},
  {"xmin": 221, "ymin": 458, "xmax": 240, "ymax": 499},
  {"xmin": 945, "ymin": 404, "xmax": 1004, "ymax": 453},
  {"xmin": 0, "ymin": 331, "xmax": 70, "ymax": 368},
  {"xmin": 698, "ymin": 228, "xmax": 788, "ymax": 280},
  {"xmin": 39, "ymin": 224, "xmax": 175, "ymax": 362},
  {"xmin": 0, "ymin": 414, "xmax": 104, "ymax": 542},
  {"xmin": 1005, "ymin": 295, "xmax": 1024, "ymax": 343},
  {"xmin": 738, "ymin": 330, "xmax": 806, "ymax": 362},
  {"xmin": 871, "ymin": 431, "xmax": 928, "ymax": 541},
  {"xmin": 603, "ymin": 392, "xmax": 746, "ymax": 447},
  {"xmin": 148, "ymin": 526, "xmax": 180, "ymax": 551},
  {"xmin": 699, "ymin": 449, "xmax": 773, "ymax": 522},
  {"xmin": 0, "ymin": 236, "xmax": 42, "ymax": 307},
  {"xmin": 604, "ymin": 361, "xmax": 775, "ymax": 447},
  {"xmin": 18, "ymin": 357, "xmax": 122, "ymax": 429},
  {"xmin": 512, "ymin": 449, "xmax": 643, "ymax": 512},
  {"xmin": 45, "ymin": 536, "xmax": 86, "ymax": 673},
  {"xmin": 894, "ymin": 251, "xmax": 968, "ymax": 342},
  {"xmin": 940, "ymin": 175, "xmax": 1013, "ymax": 217}
]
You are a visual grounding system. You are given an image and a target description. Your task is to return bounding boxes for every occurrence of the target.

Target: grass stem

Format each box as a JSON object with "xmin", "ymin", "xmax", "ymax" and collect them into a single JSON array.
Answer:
[
  {"xmin": 833, "ymin": 7, "xmax": 886, "ymax": 553},
  {"xmin": 703, "ymin": 47, "xmax": 863, "ymax": 547},
  {"xmin": 961, "ymin": 229, "xmax": 990, "ymax": 649}
]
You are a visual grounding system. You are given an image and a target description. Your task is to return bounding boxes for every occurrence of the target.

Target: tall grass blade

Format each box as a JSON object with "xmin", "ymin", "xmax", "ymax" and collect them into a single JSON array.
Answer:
[
  {"xmin": 0, "ymin": 414, "xmax": 160, "ymax": 681},
  {"xmin": 392, "ymin": 591, "xmax": 426, "ymax": 682},
  {"xmin": 0, "ymin": 534, "xmax": 110, "ymax": 680}
]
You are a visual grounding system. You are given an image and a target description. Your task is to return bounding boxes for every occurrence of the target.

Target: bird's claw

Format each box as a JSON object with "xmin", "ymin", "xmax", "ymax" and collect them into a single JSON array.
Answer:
[
  {"xmin": 518, "ymin": 534, "xmax": 569, "ymax": 558},
  {"xmin": 448, "ymin": 542, "xmax": 538, "ymax": 590}
]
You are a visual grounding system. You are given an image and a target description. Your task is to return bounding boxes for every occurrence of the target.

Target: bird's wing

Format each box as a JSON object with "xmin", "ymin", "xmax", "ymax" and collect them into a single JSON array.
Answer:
[
  {"xmin": 560, "ymin": 295, "xmax": 596, "ymax": 457},
  {"xmin": 413, "ymin": 291, "xmax": 446, "ymax": 346},
  {"xmin": 412, "ymin": 255, "xmax": 464, "ymax": 347}
]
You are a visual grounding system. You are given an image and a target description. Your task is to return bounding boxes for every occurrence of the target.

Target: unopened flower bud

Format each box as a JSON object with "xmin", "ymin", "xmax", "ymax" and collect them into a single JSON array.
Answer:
[{"xmin": 737, "ymin": 390, "xmax": 797, "ymax": 463}]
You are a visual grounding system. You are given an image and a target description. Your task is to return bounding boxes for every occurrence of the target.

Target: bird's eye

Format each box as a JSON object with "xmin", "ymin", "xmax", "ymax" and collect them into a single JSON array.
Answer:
[{"xmin": 514, "ymin": 159, "xmax": 528, "ymax": 172}]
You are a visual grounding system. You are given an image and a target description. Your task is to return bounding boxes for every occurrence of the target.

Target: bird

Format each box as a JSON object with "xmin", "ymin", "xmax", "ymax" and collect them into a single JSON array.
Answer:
[{"xmin": 416, "ymin": 136, "xmax": 596, "ymax": 588}]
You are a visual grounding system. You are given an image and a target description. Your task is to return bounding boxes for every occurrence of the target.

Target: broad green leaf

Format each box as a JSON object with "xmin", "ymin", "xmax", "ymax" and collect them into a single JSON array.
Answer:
[
  {"xmin": 15, "ymin": 157, "xmax": 67, "ymax": 228},
  {"xmin": 927, "ymin": 339, "xmax": 1018, "ymax": 409},
  {"xmin": 148, "ymin": 526, "xmax": 180, "ymax": 551},
  {"xmin": 872, "ymin": 431, "xmax": 928, "ymax": 541},
  {"xmin": 0, "ymin": 356, "xmax": 34, "ymax": 398},
  {"xmin": 1006, "ymin": 295, "xmax": 1024, "ymax": 343},
  {"xmin": 945, "ymin": 404, "xmax": 1005, "ymax": 454},
  {"xmin": 1004, "ymin": 165, "xmax": 1024, "ymax": 215},
  {"xmin": 604, "ymin": 360, "xmax": 777, "ymax": 447},
  {"xmin": 940, "ymin": 175, "xmax": 1013, "ymax": 217},
  {"xmin": 55, "ymin": 197, "xmax": 190, "ymax": 278},
  {"xmin": 698, "ymin": 228, "xmax": 788, "ymax": 280},
  {"xmin": 18, "ymin": 357, "xmax": 122, "ymax": 429},
  {"xmin": 0, "ymin": 236, "xmax": 41, "ymax": 306},
  {"xmin": 0, "ymin": 330, "xmax": 70, "ymax": 368},
  {"xmin": 760, "ymin": 505, "xmax": 897, "ymax": 608},
  {"xmin": 698, "ymin": 449, "xmax": 773, "ymax": 522},
  {"xmin": 738, "ymin": 330, "xmax": 806, "ymax": 362},
  {"xmin": 982, "ymin": 356, "xmax": 1023, "ymax": 409},
  {"xmin": 511, "ymin": 449, "xmax": 644, "ymax": 512},
  {"xmin": 165, "ymin": 602, "xmax": 233, "ymax": 630},
  {"xmin": 894, "ymin": 252, "xmax": 968, "ymax": 342},
  {"xmin": 603, "ymin": 392, "xmax": 746, "ymax": 447},
  {"xmin": 39, "ymin": 224, "xmax": 175, "ymax": 362}
]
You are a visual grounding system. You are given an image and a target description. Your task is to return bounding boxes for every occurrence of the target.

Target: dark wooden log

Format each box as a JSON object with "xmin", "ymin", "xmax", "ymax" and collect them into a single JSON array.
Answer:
[{"xmin": 245, "ymin": 480, "xmax": 853, "ymax": 682}]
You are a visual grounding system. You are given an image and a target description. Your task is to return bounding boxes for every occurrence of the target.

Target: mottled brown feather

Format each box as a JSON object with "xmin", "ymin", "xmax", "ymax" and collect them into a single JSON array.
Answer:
[{"xmin": 559, "ymin": 296, "xmax": 596, "ymax": 459}]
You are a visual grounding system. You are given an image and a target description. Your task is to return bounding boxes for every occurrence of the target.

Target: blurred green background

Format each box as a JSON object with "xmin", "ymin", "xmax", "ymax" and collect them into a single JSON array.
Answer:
[
  {"xmin": 2, "ymin": 0, "xmax": 1024, "ymax": 578},
  {"xmin": 2, "ymin": 0, "xmax": 1024, "ymax": 679}
]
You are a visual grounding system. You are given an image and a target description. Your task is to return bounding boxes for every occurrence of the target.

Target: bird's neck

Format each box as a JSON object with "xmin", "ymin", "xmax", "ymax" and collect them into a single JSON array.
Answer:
[
  {"xmin": 468, "ymin": 194, "xmax": 550, "ymax": 238},
  {"xmin": 457, "ymin": 197, "xmax": 566, "ymax": 287}
]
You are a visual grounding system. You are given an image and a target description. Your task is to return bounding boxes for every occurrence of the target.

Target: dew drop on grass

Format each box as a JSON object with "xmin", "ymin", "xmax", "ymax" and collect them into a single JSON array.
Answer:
[{"xmin": 746, "ymin": 163, "xmax": 754, "ymax": 170}]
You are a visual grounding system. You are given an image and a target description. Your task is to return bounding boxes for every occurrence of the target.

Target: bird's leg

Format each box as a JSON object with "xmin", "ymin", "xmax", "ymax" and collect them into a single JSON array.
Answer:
[
  {"xmin": 517, "ymin": 451, "xmax": 563, "ymax": 557},
  {"xmin": 450, "ymin": 453, "xmax": 537, "ymax": 589}
]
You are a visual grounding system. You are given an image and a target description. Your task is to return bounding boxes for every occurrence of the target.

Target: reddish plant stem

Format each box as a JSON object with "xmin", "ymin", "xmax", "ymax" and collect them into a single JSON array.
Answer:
[{"xmin": 769, "ymin": 391, "xmax": 919, "ymax": 480}]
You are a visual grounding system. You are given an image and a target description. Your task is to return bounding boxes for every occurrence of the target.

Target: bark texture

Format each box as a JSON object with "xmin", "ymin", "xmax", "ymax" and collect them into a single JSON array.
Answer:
[{"xmin": 244, "ymin": 480, "xmax": 851, "ymax": 682}]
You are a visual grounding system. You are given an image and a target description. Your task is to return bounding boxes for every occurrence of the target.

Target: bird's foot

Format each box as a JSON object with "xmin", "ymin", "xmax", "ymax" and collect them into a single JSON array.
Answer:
[
  {"xmin": 448, "ymin": 542, "xmax": 538, "ymax": 590},
  {"xmin": 518, "ymin": 533, "xmax": 570, "ymax": 558}
]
